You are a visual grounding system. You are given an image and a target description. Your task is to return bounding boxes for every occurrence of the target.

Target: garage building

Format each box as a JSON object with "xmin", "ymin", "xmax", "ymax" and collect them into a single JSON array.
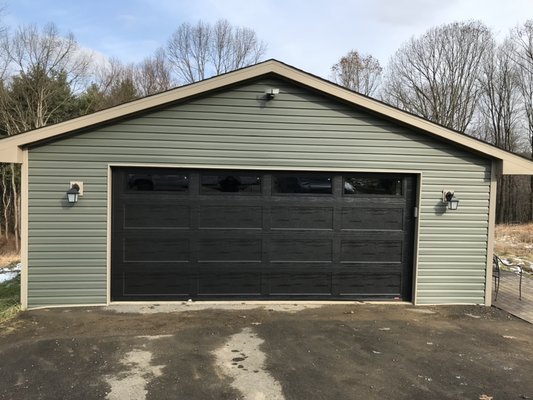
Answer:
[{"xmin": 1, "ymin": 60, "xmax": 532, "ymax": 309}]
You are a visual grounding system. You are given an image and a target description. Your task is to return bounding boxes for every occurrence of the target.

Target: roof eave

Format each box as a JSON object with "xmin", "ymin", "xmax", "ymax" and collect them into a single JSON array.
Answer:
[
  {"xmin": 0, "ymin": 138, "xmax": 23, "ymax": 163},
  {"xmin": 501, "ymin": 156, "xmax": 533, "ymax": 175}
]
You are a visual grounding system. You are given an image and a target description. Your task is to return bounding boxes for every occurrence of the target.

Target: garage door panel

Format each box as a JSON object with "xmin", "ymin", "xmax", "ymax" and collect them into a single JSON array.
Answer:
[
  {"xmin": 341, "ymin": 240, "xmax": 403, "ymax": 262},
  {"xmin": 197, "ymin": 264, "xmax": 262, "ymax": 295},
  {"xmin": 341, "ymin": 207, "xmax": 404, "ymax": 230},
  {"xmin": 198, "ymin": 205, "xmax": 263, "ymax": 229},
  {"xmin": 335, "ymin": 264, "xmax": 402, "ymax": 296},
  {"xmin": 123, "ymin": 264, "xmax": 193, "ymax": 296},
  {"xmin": 124, "ymin": 202, "xmax": 191, "ymax": 228},
  {"xmin": 124, "ymin": 236, "xmax": 190, "ymax": 262},
  {"xmin": 198, "ymin": 238, "xmax": 262, "ymax": 262},
  {"xmin": 270, "ymin": 206, "xmax": 333, "ymax": 230},
  {"xmin": 268, "ymin": 265, "xmax": 333, "ymax": 295},
  {"xmin": 270, "ymin": 238, "xmax": 333, "ymax": 262}
]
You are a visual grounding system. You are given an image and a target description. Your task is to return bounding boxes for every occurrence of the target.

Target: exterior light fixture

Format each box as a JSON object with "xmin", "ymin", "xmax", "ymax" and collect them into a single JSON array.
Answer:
[
  {"xmin": 265, "ymin": 88, "xmax": 279, "ymax": 100},
  {"xmin": 67, "ymin": 183, "xmax": 80, "ymax": 203},
  {"xmin": 442, "ymin": 190, "xmax": 459, "ymax": 210}
]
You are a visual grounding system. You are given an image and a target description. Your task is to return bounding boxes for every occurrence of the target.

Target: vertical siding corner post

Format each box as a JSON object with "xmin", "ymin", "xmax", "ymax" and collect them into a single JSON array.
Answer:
[
  {"xmin": 20, "ymin": 149, "xmax": 29, "ymax": 310},
  {"xmin": 106, "ymin": 166, "xmax": 112, "ymax": 305},
  {"xmin": 412, "ymin": 174, "xmax": 423, "ymax": 305},
  {"xmin": 485, "ymin": 161, "xmax": 499, "ymax": 306}
]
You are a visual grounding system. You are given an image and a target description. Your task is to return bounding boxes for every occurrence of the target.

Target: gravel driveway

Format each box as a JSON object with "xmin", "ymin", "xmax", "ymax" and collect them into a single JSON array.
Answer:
[{"xmin": 0, "ymin": 303, "xmax": 531, "ymax": 400}]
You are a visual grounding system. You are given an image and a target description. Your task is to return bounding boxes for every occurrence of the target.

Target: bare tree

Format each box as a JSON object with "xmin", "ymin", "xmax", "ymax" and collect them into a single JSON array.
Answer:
[
  {"xmin": 510, "ymin": 20, "xmax": 533, "ymax": 220},
  {"xmin": 476, "ymin": 39, "xmax": 525, "ymax": 222},
  {"xmin": 83, "ymin": 57, "xmax": 139, "ymax": 111},
  {"xmin": 167, "ymin": 19, "xmax": 266, "ymax": 83},
  {"xmin": 0, "ymin": 26, "xmax": 8, "ymax": 82},
  {"xmin": 330, "ymin": 50, "xmax": 382, "ymax": 96},
  {"xmin": 1, "ymin": 169, "xmax": 11, "ymax": 239},
  {"xmin": 382, "ymin": 21, "xmax": 493, "ymax": 132},
  {"xmin": 0, "ymin": 23, "xmax": 91, "ymax": 133},
  {"xmin": 477, "ymin": 39, "xmax": 522, "ymax": 150},
  {"xmin": 167, "ymin": 20, "xmax": 210, "ymax": 83},
  {"xmin": 81, "ymin": 51, "xmax": 174, "ymax": 113},
  {"xmin": 135, "ymin": 48, "xmax": 174, "ymax": 96},
  {"xmin": 212, "ymin": 20, "xmax": 266, "ymax": 74}
]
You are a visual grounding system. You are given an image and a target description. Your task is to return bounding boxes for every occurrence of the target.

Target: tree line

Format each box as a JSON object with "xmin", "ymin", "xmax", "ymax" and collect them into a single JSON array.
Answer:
[{"xmin": 1, "ymin": 19, "xmax": 532, "ymax": 250}]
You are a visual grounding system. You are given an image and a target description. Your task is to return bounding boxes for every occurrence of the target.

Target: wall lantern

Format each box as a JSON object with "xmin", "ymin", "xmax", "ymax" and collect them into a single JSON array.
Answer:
[
  {"xmin": 442, "ymin": 190, "xmax": 459, "ymax": 210},
  {"xmin": 265, "ymin": 88, "xmax": 279, "ymax": 100},
  {"xmin": 67, "ymin": 183, "xmax": 80, "ymax": 203}
]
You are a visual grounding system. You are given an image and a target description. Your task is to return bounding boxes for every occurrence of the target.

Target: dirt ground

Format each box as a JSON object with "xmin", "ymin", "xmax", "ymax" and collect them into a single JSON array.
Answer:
[{"xmin": 0, "ymin": 303, "xmax": 532, "ymax": 400}]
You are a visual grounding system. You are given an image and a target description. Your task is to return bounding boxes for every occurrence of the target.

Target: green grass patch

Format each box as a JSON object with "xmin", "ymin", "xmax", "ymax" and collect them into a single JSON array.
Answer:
[{"xmin": 0, "ymin": 277, "xmax": 21, "ymax": 323}]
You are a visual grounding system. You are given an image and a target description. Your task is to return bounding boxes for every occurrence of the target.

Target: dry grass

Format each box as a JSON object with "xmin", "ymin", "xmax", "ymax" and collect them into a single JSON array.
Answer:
[
  {"xmin": 0, "ymin": 253, "xmax": 20, "ymax": 268},
  {"xmin": 0, "ymin": 303, "xmax": 20, "ymax": 324},
  {"xmin": 494, "ymin": 223, "xmax": 533, "ymax": 265},
  {"xmin": 0, "ymin": 235, "xmax": 20, "ymax": 268}
]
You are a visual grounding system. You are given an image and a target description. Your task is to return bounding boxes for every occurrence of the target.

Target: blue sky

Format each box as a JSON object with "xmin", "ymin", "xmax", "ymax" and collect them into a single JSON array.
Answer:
[{"xmin": 3, "ymin": 0, "xmax": 533, "ymax": 79}]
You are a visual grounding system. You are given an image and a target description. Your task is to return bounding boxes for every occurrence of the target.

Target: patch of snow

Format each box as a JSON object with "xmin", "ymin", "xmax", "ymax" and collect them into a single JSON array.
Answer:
[
  {"xmin": 499, "ymin": 258, "xmax": 532, "ymax": 274},
  {"xmin": 0, "ymin": 272, "xmax": 18, "ymax": 283},
  {"xmin": 0, "ymin": 264, "xmax": 21, "ymax": 283}
]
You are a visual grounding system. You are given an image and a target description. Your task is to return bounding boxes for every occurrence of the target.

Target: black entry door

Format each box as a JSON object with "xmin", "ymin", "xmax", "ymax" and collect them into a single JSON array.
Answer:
[{"xmin": 111, "ymin": 168, "xmax": 416, "ymax": 301}]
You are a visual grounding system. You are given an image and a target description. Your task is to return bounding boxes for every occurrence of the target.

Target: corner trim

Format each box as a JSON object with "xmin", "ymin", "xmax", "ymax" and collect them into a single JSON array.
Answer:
[
  {"xmin": 485, "ymin": 160, "xmax": 498, "ymax": 306},
  {"xmin": 20, "ymin": 150, "xmax": 29, "ymax": 310},
  {"xmin": 412, "ymin": 173, "xmax": 423, "ymax": 305},
  {"xmin": 106, "ymin": 166, "xmax": 112, "ymax": 305}
]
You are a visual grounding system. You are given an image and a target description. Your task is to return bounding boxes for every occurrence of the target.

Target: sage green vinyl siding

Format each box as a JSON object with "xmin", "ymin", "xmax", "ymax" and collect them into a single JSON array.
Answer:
[{"xmin": 27, "ymin": 78, "xmax": 491, "ymax": 308}]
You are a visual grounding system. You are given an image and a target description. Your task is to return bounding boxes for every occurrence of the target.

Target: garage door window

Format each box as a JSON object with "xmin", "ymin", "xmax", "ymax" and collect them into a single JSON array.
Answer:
[
  {"xmin": 273, "ymin": 174, "xmax": 333, "ymax": 194},
  {"xmin": 201, "ymin": 173, "xmax": 262, "ymax": 194},
  {"xmin": 127, "ymin": 173, "xmax": 189, "ymax": 192},
  {"xmin": 344, "ymin": 176, "xmax": 403, "ymax": 195}
]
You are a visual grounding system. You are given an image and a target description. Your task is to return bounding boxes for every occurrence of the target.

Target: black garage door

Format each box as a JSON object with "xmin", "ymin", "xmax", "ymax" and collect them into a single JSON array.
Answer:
[{"xmin": 111, "ymin": 168, "xmax": 416, "ymax": 301}]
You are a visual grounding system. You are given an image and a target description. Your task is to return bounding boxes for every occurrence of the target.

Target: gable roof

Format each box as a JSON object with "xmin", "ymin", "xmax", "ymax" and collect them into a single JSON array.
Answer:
[{"xmin": 0, "ymin": 59, "xmax": 532, "ymax": 175}]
